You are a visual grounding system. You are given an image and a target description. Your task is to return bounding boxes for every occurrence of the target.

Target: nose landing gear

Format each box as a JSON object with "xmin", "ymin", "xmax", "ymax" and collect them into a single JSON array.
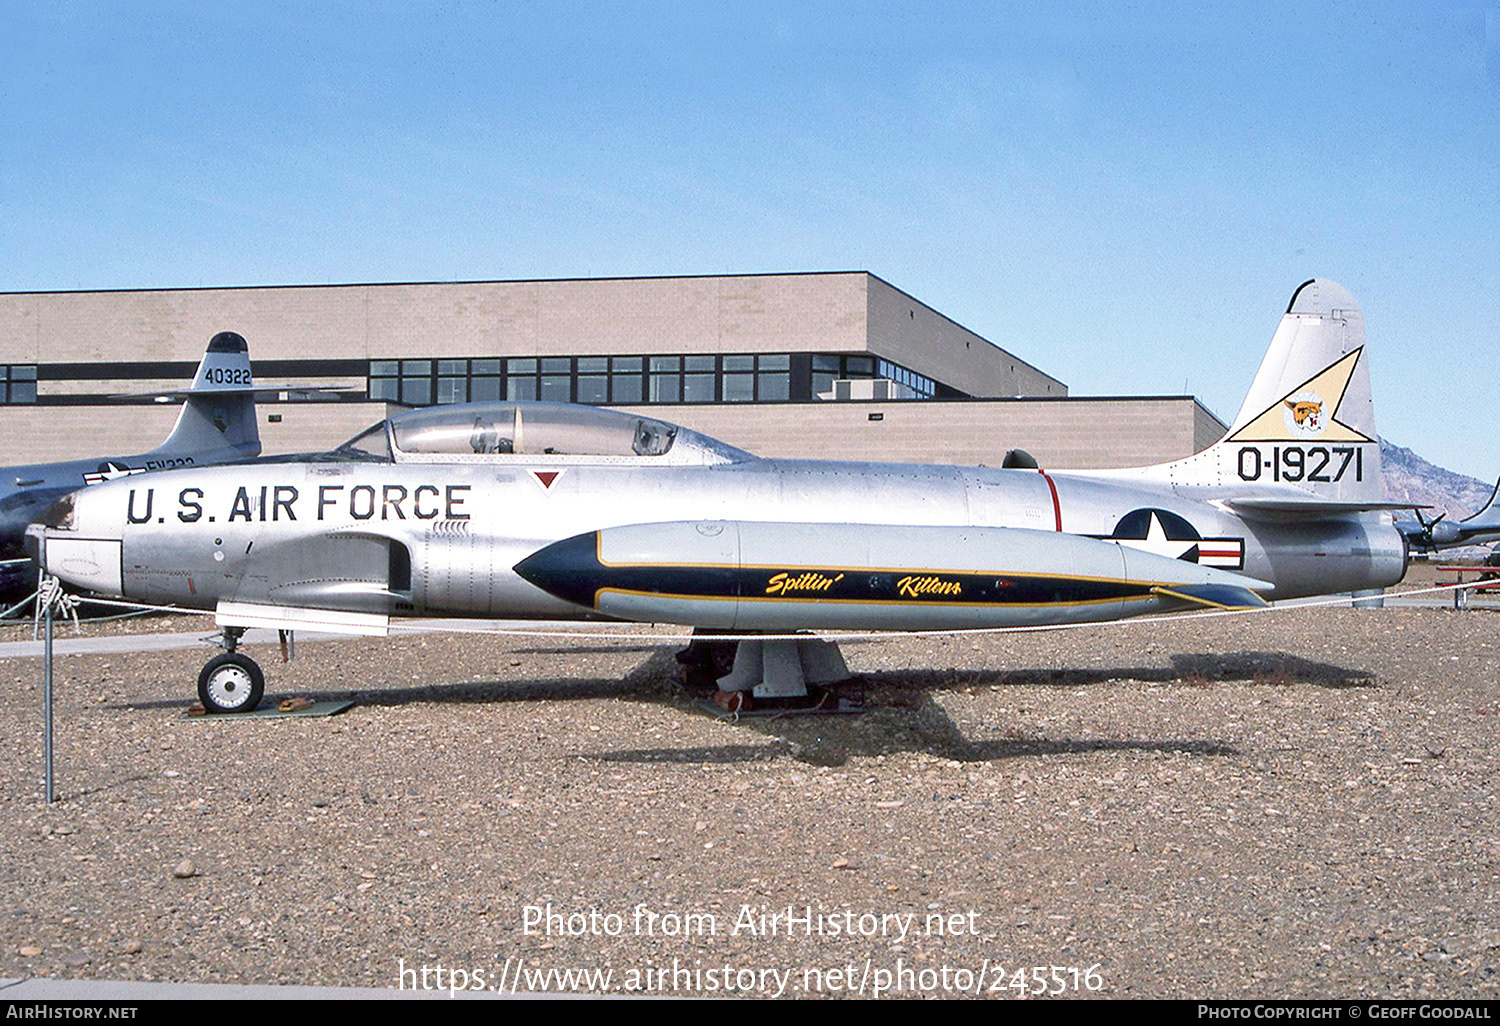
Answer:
[{"xmin": 196, "ymin": 627, "xmax": 264, "ymax": 714}]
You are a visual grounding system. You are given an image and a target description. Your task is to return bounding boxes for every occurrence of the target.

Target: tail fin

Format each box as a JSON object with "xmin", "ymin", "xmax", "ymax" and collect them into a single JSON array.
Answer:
[
  {"xmin": 147, "ymin": 331, "xmax": 262, "ymax": 461},
  {"xmin": 1145, "ymin": 279, "xmax": 1384, "ymax": 503},
  {"xmin": 1461, "ymin": 478, "xmax": 1500, "ymax": 530},
  {"xmin": 1449, "ymin": 479, "xmax": 1500, "ymax": 547},
  {"xmin": 1226, "ymin": 280, "xmax": 1375, "ymax": 446}
]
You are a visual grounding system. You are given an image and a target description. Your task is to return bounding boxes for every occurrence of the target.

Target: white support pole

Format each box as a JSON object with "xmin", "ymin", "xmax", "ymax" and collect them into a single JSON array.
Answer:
[{"xmin": 43, "ymin": 589, "xmax": 54, "ymax": 805}]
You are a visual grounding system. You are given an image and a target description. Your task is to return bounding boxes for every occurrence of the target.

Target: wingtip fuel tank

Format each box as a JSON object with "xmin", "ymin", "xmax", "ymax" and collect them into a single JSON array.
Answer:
[{"xmin": 515, "ymin": 520, "xmax": 1270, "ymax": 631}]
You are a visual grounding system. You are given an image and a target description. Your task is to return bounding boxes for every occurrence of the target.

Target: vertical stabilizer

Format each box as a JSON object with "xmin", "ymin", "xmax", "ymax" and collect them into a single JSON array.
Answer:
[
  {"xmin": 1226, "ymin": 279, "xmax": 1376, "ymax": 445},
  {"xmin": 148, "ymin": 332, "xmax": 262, "ymax": 461},
  {"xmin": 1103, "ymin": 280, "xmax": 1384, "ymax": 502}
]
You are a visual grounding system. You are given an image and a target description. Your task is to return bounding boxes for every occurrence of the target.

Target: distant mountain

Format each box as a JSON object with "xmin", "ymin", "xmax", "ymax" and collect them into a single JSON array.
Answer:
[{"xmin": 1381, "ymin": 438, "xmax": 1497, "ymax": 528}]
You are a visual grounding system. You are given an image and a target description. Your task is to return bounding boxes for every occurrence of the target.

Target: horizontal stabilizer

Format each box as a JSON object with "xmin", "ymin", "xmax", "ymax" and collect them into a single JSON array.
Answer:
[
  {"xmin": 1150, "ymin": 584, "xmax": 1268, "ymax": 610},
  {"xmin": 109, "ymin": 385, "xmax": 355, "ymax": 400},
  {"xmin": 1225, "ymin": 497, "xmax": 1429, "ymax": 518}
]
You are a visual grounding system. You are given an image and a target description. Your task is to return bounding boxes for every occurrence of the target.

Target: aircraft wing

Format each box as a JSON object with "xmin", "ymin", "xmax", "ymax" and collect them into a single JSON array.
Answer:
[{"xmin": 216, "ymin": 600, "xmax": 390, "ymax": 637}]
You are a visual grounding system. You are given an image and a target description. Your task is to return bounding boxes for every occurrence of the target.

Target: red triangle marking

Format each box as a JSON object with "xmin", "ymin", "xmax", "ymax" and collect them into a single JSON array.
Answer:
[{"xmin": 534, "ymin": 471, "xmax": 560, "ymax": 489}]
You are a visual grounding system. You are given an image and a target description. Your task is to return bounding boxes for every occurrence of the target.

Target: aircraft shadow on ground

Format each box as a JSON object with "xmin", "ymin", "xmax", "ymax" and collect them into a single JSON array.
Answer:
[
  {"xmin": 102, "ymin": 674, "xmax": 643, "ymax": 712},
  {"xmin": 99, "ymin": 645, "xmax": 1368, "ymax": 767},
  {"xmin": 592, "ymin": 736, "xmax": 1239, "ymax": 768},
  {"xmin": 870, "ymin": 650, "xmax": 1377, "ymax": 693},
  {"xmin": 579, "ymin": 660, "xmax": 1242, "ymax": 767},
  {"xmin": 581, "ymin": 651, "xmax": 1248, "ymax": 768}
]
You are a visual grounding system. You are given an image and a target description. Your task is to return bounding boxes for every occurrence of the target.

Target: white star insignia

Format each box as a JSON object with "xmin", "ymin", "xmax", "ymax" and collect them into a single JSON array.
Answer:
[
  {"xmin": 81, "ymin": 462, "xmax": 147, "ymax": 486},
  {"xmin": 1117, "ymin": 512, "xmax": 1197, "ymax": 561}
]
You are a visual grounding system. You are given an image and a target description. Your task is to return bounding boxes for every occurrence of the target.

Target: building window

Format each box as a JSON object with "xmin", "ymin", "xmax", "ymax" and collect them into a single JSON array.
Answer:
[
  {"xmin": 367, "ymin": 360, "xmax": 442, "ymax": 403},
  {"xmin": 649, "ymin": 356, "xmax": 682, "ymax": 403},
  {"xmin": 1, "ymin": 365, "xmax": 37, "ymax": 404},
  {"xmin": 811, "ymin": 355, "xmax": 841, "ymax": 398},
  {"xmin": 755, "ymin": 354, "xmax": 791, "ymax": 401},
  {"xmin": 540, "ymin": 358, "xmax": 571, "ymax": 402},
  {"xmin": 505, "ymin": 358, "xmax": 538, "ymax": 400},
  {"xmin": 722, "ymin": 355, "xmax": 754, "ymax": 402},
  {"xmin": 609, "ymin": 357, "xmax": 643, "ymax": 403},
  {"xmin": 812, "ymin": 354, "xmax": 879, "ymax": 397},
  {"xmin": 471, "ymin": 359, "xmax": 502, "ymax": 402},
  {"xmin": 683, "ymin": 356, "xmax": 716, "ymax": 403},
  {"xmin": 436, "ymin": 360, "xmax": 468, "ymax": 403},
  {"xmin": 876, "ymin": 358, "xmax": 936, "ymax": 398},
  {"xmin": 367, "ymin": 351, "xmax": 944, "ymax": 408},
  {"xmin": 717, "ymin": 354, "xmax": 792, "ymax": 402},
  {"xmin": 368, "ymin": 360, "xmax": 399, "ymax": 401},
  {"xmin": 399, "ymin": 360, "xmax": 433, "ymax": 405},
  {"xmin": 810, "ymin": 354, "xmax": 935, "ymax": 399},
  {"xmin": 576, "ymin": 357, "xmax": 608, "ymax": 404}
]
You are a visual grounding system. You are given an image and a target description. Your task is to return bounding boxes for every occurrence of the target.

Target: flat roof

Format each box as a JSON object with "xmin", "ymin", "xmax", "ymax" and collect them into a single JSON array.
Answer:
[{"xmin": 0, "ymin": 268, "xmax": 872, "ymax": 297}]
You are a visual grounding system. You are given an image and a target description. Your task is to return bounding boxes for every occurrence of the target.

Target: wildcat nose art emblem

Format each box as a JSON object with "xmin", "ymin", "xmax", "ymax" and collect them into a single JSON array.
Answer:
[
  {"xmin": 1281, "ymin": 392, "xmax": 1326, "ymax": 437},
  {"xmin": 1284, "ymin": 399, "xmax": 1322, "ymax": 426}
]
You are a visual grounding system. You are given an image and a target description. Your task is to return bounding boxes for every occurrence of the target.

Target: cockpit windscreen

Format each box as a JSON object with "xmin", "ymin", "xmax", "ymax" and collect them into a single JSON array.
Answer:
[
  {"xmin": 390, "ymin": 403, "xmax": 677, "ymax": 458},
  {"xmin": 331, "ymin": 422, "xmax": 394, "ymax": 462}
]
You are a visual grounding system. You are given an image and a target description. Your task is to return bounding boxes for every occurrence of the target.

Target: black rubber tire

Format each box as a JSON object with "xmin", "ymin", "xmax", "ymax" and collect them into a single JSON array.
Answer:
[{"xmin": 197, "ymin": 653, "xmax": 265, "ymax": 714}]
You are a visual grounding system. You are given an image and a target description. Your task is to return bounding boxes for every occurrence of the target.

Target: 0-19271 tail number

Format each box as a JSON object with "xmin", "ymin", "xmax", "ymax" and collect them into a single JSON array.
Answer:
[{"xmin": 1237, "ymin": 445, "xmax": 1363, "ymax": 483}]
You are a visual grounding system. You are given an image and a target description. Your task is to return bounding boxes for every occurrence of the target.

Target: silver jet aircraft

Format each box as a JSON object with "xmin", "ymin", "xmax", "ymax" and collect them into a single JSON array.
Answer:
[
  {"xmin": 0, "ymin": 332, "xmax": 261, "ymax": 608},
  {"xmin": 28, "ymin": 280, "xmax": 1416, "ymax": 713}
]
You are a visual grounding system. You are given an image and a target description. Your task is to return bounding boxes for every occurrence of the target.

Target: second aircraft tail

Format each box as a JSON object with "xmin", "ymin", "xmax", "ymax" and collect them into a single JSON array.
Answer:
[{"xmin": 147, "ymin": 331, "xmax": 262, "ymax": 462}]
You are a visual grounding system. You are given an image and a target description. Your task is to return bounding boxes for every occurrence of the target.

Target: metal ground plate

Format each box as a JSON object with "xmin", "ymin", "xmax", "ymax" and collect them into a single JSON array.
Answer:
[{"xmin": 178, "ymin": 699, "xmax": 356, "ymax": 721}]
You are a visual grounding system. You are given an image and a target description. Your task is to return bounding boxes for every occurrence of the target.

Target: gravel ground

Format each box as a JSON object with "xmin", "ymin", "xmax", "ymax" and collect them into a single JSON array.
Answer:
[{"xmin": 1, "ymin": 575, "xmax": 1498, "ymax": 999}]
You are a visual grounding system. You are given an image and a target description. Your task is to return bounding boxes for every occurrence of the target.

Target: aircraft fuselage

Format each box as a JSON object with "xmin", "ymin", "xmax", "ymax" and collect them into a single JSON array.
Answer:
[{"xmin": 39, "ymin": 454, "xmax": 1406, "ymax": 620}]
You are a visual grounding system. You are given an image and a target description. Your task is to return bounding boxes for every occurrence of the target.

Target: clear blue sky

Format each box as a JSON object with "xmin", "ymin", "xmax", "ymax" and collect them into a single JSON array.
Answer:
[{"xmin": 4, "ymin": 2, "xmax": 1498, "ymax": 478}]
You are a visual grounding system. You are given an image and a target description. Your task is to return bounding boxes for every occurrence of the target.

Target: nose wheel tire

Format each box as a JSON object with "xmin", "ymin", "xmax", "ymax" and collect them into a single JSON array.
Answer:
[{"xmin": 197, "ymin": 653, "xmax": 265, "ymax": 714}]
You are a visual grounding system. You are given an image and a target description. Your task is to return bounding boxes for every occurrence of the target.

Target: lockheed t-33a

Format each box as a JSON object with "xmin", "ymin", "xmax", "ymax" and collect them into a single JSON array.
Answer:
[{"xmin": 28, "ymin": 280, "xmax": 1420, "ymax": 713}]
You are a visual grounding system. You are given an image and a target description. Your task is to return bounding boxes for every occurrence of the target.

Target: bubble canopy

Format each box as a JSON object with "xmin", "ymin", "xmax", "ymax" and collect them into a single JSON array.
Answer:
[{"xmin": 331, "ymin": 402, "xmax": 751, "ymax": 466}]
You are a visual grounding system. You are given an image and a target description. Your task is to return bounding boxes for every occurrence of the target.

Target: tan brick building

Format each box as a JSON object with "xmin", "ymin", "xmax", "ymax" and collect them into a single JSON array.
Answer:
[{"xmin": 0, "ymin": 272, "xmax": 1222, "ymax": 469}]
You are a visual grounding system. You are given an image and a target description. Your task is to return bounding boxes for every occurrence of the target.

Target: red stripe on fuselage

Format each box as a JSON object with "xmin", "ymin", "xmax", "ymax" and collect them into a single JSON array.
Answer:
[{"xmin": 1038, "ymin": 470, "xmax": 1062, "ymax": 531}]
